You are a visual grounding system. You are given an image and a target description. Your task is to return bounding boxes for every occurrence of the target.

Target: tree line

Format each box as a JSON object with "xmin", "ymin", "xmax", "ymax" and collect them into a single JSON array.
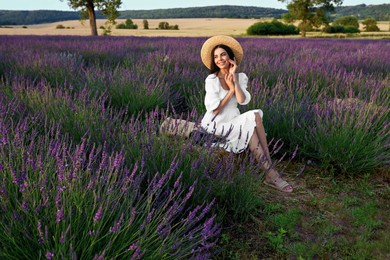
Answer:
[
  {"xmin": 1, "ymin": 4, "xmax": 388, "ymax": 26},
  {"xmin": 0, "ymin": 10, "xmax": 104, "ymax": 26},
  {"xmin": 330, "ymin": 4, "xmax": 390, "ymax": 21},
  {"xmin": 120, "ymin": 5, "xmax": 287, "ymax": 19}
]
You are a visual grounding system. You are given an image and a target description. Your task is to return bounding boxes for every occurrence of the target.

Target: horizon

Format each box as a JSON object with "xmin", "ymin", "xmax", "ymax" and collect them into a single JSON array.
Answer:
[{"xmin": 1, "ymin": 0, "xmax": 388, "ymax": 11}]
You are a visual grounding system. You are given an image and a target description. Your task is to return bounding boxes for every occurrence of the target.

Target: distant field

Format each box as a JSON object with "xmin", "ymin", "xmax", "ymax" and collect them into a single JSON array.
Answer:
[
  {"xmin": 0, "ymin": 18, "xmax": 389, "ymax": 38},
  {"xmin": 0, "ymin": 18, "xmax": 260, "ymax": 37}
]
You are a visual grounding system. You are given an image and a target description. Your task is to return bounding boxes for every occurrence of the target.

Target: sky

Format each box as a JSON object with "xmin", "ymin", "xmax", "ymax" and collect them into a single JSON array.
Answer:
[{"xmin": 1, "ymin": 0, "xmax": 388, "ymax": 11}]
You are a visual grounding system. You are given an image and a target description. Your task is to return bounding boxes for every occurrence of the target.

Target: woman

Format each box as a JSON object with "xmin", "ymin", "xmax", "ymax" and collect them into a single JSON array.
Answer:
[{"xmin": 200, "ymin": 35, "xmax": 293, "ymax": 192}]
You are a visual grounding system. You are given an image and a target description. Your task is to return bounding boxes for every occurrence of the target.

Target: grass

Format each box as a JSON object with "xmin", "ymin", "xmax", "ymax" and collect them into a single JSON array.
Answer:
[{"xmin": 214, "ymin": 165, "xmax": 390, "ymax": 259}]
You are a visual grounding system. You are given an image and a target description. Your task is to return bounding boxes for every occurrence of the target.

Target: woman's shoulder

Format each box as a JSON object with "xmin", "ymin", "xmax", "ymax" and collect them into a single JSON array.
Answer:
[{"xmin": 206, "ymin": 73, "xmax": 218, "ymax": 80}]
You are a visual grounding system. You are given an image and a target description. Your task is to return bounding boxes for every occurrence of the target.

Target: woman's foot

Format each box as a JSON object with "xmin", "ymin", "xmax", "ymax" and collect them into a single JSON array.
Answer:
[{"xmin": 264, "ymin": 169, "xmax": 293, "ymax": 193}]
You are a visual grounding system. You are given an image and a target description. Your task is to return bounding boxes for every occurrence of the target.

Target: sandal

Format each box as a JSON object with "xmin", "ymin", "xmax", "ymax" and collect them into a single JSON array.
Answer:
[{"xmin": 263, "ymin": 178, "xmax": 293, "ymax": 193}]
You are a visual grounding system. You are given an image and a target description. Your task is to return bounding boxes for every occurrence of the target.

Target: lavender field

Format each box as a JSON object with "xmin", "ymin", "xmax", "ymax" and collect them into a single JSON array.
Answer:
[{"xmin": 0, "ymin": 35, "xmax": 389, "ymax": 258}]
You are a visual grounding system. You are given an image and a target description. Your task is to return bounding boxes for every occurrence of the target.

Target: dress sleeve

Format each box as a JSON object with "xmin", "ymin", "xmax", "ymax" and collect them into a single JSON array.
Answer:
[
  {"xmin": 238, "ymin": 73, "xmax": 251, "ymax": 105},
  {"xmin": 204, "ymin": 76, "xmax": 221, "ymax": 112}
]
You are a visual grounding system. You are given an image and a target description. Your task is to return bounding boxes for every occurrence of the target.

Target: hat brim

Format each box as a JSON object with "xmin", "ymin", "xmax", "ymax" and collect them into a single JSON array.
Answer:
[{"xmin": 200, "ymin": 35, "xmax": 243, "ymax": 70}]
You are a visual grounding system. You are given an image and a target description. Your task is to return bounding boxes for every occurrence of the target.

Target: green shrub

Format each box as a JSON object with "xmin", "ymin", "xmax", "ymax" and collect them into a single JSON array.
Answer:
[
  {"xmin": 56, "ymin": 24, "xmax": 65, "ymax": 29},
  {"xmin": 344, "ymin": 26, "xmax": 360, "ymax": 33},
  {"xmin": 333, "ymin": 16, "xmax": 359, "ymax": 29},
  {"xmin": 323, "ymin": 25, "xmax": 345, "ymax": 33},
  {"xmin": 323, "ymin": 25, "xmax": 360, "ymax": 34},
  {"xmin": 362, "ymin": 18, "xmax": 380, "ymax": 32},
  {"xmin": 116, "ymin": 19, "xmax": 138, "ymax": 29},
  {"xmin": 158, "ymin": 21, "xmax": 179, "ymax": 30},
  {"xmin": 116, "ymin": 23, "xmax": 126, "ymax": 29},
  {"xmin": 247, "ymin": 19, "xmax": 299, "ymax": 36}
]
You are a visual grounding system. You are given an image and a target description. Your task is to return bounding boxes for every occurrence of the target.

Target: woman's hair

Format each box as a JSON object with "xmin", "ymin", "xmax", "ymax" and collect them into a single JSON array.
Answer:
[{"xmin": 209, "ymin": 44, "xmax": 235, "ymax": 74}]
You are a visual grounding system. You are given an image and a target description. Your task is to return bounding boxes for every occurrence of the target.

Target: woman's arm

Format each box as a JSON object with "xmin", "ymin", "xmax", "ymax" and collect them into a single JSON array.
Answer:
[{"xmin": 232, "ymin": 73, "xmax": 246, "ymax": 104}]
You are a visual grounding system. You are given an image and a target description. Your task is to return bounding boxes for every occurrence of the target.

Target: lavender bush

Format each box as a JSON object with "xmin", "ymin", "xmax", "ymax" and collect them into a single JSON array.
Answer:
[
  {"xmin": 0, "ymin": 98, "xmax": 219, "ymax": 258},
  {"xmin": 0, "ymin": 35, "xmax": 389, "ymax": 257}
]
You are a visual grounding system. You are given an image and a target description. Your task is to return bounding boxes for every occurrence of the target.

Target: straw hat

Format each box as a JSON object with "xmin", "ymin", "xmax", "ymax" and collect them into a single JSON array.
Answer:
[{"xmin": 200, "ymin": 35, "xmax": 243, "ymax": 70}]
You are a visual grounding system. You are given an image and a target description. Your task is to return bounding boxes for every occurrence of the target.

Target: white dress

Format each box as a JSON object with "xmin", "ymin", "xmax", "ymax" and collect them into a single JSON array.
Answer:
[{"xmin": 200, "ymin": 72, "xmax": 263, "ymax": 153}]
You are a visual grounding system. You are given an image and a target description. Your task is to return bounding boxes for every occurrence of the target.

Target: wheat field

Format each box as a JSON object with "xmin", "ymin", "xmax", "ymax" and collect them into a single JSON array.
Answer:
[
  {"xmin": 0, "ymin": 18, "xmax": 260, "ymax": 37},
  {"xmin": 0, "ymin": 18, "xmax": 389, "ymax": 37}
]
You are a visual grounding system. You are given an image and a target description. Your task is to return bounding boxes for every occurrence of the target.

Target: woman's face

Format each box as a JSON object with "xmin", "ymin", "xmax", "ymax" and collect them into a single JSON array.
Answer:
[{"xmin": 213, "ymin": 47, "xmax": 230, "ymax": 70}]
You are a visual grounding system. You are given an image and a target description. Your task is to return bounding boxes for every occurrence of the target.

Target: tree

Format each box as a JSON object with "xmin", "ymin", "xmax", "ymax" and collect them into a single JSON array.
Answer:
[
  {"xmin": 279, "ymin": 0, "xmax": 343, "ymax": 37},
  {"xmin": 143, "ymin": 19, "xmax": 149, "ymax": 29},
  {"xmin": 61, "ymin": 0, "xmax": 122, "ymax": 36},
  {"xmin": 333, "ymin": 15, "xmax": 359, "ymax": 28},
  {"xmin": 362, "ymin": 17, "xmax": 380, "ymax": 32}
]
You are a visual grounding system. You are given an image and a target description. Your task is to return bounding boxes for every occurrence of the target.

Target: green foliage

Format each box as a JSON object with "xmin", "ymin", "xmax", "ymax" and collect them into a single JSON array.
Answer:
[
  {"xmin": 344, "ymin": 25, "xmax": 360, "ymax": 33},
  {"xmin": 326, "ymin": 25, "xmax": 345, "ymax": 33},
  {"xmin": 115, "ymin": 18, "xmax": 138, "ymax": 29},
  {"xmin": 101, "ymin": 24, "xmax": 113, "ymax": 35},
  {"xmin": 271, "ymin": 209, "xmax": 301, "ymax": 234},
  {"xmin": 158, "ymin": 22, "xmax": 169, "ymax": 29},
  {"xmin": 304, "ymin": 102, "xmax": 389, "ymax": 176},
  {"xmin": 211, "ymin": 172, "xmax": 264, "ymax": 222},
  {"xmin": 323, "ymin": 25, "xmax": 360, "ymax": 33},
  {"xmin": 66, "ymin": 0, "xmax": 121, "ymax": 22},
  {"xmin": 119, "ymin": 6, "xmax": 287, "ymax": 19},
  {"xmin": 278, "ymin": 0, "xmax": 343, "ymax": 36},
  {"xmin": 247, "ymin": 19, "xmax": 299, "ymax": 35},
  {"xmin": 143, "ymin": 19, "xmax": 149, "ymax": 29},
  {"xmin": 66, "ymin": 0, "xmax": 122, "ymax": 35},
  {"xmin": 333, "ymin": 16, "xmax": 359, "ymax": 28},
  {"xmin": 351, "ymin": 202, "xmax": 382, "ymax": 229},
  {"xmin": 158, "ymin": 21, "xmax": 179, "ymax": 30},
  {"xmin": 331, "ymin": 4, "xmax": 390, "ymax": 21},
  {"xmin": 0, "ymin": 127, "xmax": 217, "ymax": 258},
  {"xmin": 1, "ymin": 4, "xmax": 389, "ymax": 26},
  {"xmin": 56, "ymin": 24, "xmax": 66, "ymax": 29},
  {"xmin": 362, "ymin": 17, "xmax": 380, "ymax": 32},
  {"xmin": 267, "ymin": 227, "xmax": 287, "ymax": 251}
]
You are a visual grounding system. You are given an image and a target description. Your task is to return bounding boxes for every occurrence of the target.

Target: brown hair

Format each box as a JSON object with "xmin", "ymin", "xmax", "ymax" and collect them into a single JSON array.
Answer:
[{"xmin": 209, "ymin": 44, "xmax": 235, "ymax": 74}]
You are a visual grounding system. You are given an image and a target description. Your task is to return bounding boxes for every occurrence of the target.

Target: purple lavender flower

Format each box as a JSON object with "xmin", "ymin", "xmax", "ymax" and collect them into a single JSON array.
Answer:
[
  {"xmin": 45, "ymin": 251, "xmax": 54, "ymax": 260},
  {"xmin": 37, "ymin": 220, "xmax": 44, "ymax": 244},
  {"xmin": 93, "ymin": 206, "xmax": 103, "ymax": 223},
  {"xmin": 202, "ymin": 215, "xmax": 216, "ymax": 240},
  {"xmin": 184, "ymin": 204, "xmax": 202, "ymax": 224},
  {"xmin": 173, "ymin": 172, "xmax": 182, "ymax": 189},
  {"xmin": 140, "ymin": 209, "xmax": 155, "ymax": 230},
  {"xmin": 21, "ymin": 200, "xmax": 29, "ymax": 212},
  {"xmin": 56, "ymin": 208, "xmax": 64, "ymax": 224},
  {"xmin": 109, "ymin": 212, "xmax": 124, "ymax": 233},
  {"xmin": 128, "ymin": 207, "xmax": 136, "ymax": 226},
  {"xmin": 128, "ymin": 242, "xmax": 144, "ymax": 260},
  {"xmin": 112, "ymin": 150, "xmax": 124, "ymax": 169}
]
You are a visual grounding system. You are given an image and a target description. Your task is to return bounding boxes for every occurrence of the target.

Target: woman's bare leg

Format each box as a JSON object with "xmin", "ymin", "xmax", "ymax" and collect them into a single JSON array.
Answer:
[
  {"xmin": 248, "ymin": 130, "xmax": 271, "ymax": 170},
  {"xmin": 249, "ymin": 121, "xmax": 293, "ymax": 192},
  {"xmin": 254, "ymin": 112, "xmax": 271, "ymax": 162}
]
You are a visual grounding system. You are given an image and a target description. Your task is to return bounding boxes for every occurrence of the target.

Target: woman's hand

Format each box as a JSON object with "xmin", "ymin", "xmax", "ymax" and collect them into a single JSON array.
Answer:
[
  {"xmin": 228, "ymin": 58, "xmax": 237, "ymax": 74},
  {"xmin": 225, "ymin": 73, "xmax": 235, "ymax": 91},
  {"xmin": 224, "ymin": 58, "xmax": 238, "ymax": 91}
]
